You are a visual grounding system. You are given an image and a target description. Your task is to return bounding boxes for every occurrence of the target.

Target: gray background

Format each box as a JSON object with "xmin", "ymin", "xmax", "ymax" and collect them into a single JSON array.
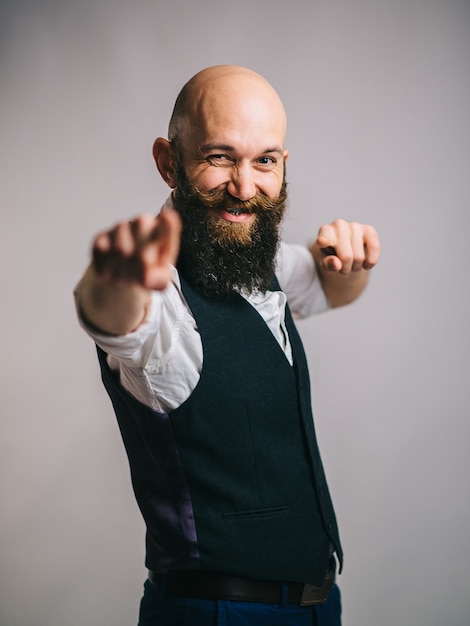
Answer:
[{"xmin": 1, "ymin": 1, "xmax": 469, "ymax": 624}]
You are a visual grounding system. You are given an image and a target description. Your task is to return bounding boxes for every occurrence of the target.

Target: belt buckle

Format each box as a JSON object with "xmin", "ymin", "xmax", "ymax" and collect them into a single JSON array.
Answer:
[
  {"xmin": 300, "ymin": 583, "xmax": 326, "ymax": 606},
  {"xmin": 299, "ymin": 568, "xmax": 334, "ymax": 606}
]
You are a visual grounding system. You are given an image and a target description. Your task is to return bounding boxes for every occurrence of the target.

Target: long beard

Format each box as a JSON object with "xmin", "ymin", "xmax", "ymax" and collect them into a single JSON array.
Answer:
[{"xmin": 172, "ymin": 169, "xmax": 288, "ymax": 299}]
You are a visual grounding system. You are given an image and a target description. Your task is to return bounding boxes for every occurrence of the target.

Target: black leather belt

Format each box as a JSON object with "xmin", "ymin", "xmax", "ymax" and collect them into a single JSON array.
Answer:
[{"xmin": 149, "ymin": 559, "xmax": 335, "ymax": 606}]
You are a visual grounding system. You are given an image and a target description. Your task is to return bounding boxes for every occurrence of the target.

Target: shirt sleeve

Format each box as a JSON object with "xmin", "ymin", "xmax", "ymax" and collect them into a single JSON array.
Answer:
[
  {"xmin": 275, "ymin": 241, "xmax": 331, "ymax": 318},
  {"xmin": 74, "ymin": 276, "xmax": 171, "ymax": 368},
  {"xmin": 73, "ymin": 266, "xmax": 203, "ymax": 412}
]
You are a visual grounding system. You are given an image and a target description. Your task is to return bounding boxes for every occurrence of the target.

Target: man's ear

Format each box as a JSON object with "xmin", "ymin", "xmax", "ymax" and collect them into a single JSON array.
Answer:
[{"xmin": 153, "ymin": 138, "xmax": 176, "ymax": 188}]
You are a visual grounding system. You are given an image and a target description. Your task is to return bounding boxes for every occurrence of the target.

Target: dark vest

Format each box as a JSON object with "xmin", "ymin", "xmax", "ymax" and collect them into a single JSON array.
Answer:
[{"xmin": 97, "ymin": 275, "xmax": 343, "ymax": 585}]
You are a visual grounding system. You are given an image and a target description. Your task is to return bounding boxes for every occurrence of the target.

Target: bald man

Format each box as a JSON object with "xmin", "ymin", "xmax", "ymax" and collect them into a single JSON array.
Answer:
[{"xmin": 75, "ymin": 65, "xmax": 380, "ymax": 625}]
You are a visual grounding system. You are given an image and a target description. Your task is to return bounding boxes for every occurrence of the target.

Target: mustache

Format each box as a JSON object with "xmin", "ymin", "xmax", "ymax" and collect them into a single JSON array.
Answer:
[{"xmin": 175, "ymin": 180, "xmax": 288, "ymax": 216}]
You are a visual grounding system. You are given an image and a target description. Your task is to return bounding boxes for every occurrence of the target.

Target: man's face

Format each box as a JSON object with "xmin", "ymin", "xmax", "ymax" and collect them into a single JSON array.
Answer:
[
  {"xmin": 172, "ymin": 155, "xmax": 288, "ymax": 299},
  {"xmin": 175, "ymin": 87, "xmax": 288, "ymax": 228}
]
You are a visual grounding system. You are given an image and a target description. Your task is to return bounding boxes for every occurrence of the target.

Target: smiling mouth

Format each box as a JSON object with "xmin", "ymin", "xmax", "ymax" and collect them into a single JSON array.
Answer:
[
  {"xmin": 218, "ymin": 207, "xmax": 255, "ymax": 223},
  {"xmin": 227, "ymin": 208, "xmax": 251, "ymax": 216}
]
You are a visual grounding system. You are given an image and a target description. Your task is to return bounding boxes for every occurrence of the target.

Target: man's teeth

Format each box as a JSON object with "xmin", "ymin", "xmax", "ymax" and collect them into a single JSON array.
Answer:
[{"xmin": 228, "ymin": 209, "xmax": 249, "ymax": 215}]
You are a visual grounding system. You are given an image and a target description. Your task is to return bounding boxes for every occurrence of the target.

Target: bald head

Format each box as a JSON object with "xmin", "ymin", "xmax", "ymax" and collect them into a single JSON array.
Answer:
[
  {"xmin": 168, "ymin": 65, "xmax": 287, "ymax": 147},
  {"xmin": 154, "ymin": 65, "xmax": 288, "ymax": 202}
]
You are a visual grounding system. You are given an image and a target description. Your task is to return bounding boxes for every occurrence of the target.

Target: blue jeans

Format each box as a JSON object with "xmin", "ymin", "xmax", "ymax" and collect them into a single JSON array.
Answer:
[{"xmin": 138, "ymin": 578, "xmax": 342, "ymax": 625}]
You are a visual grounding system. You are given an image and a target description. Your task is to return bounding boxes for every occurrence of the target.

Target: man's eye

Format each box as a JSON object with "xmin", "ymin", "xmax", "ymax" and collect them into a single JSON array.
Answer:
[
  {"xmin": 257, "ymin": 156, "xmax": 276, "ymax": 165},
  {"xmin": 208, "ymin": 154, "xmax": 229, "ymax": 163}
]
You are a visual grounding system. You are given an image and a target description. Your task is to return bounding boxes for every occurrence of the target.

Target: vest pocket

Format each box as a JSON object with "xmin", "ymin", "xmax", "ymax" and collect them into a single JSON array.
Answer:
[{"xmin": 222, "ymin": 506, "xmax": 290, "ymax": 520}]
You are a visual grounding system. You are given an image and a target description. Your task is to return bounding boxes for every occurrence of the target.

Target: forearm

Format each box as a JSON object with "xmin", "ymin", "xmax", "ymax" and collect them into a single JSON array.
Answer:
[{"xmin": 76, "ymin": 265, "xmax": 151, "ymax": 335}]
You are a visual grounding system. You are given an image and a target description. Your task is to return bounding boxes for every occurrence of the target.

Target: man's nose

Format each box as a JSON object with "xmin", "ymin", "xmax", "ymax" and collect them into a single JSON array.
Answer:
[{"xmin": 226, "ymin": 164, "xmax": 256, "ymax": 201}]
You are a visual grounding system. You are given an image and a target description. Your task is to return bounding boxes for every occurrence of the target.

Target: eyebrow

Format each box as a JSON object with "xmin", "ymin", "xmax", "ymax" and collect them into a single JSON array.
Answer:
[{"xmin": 200, "ymin": 143, "xmax": 284, "ymax": 156}]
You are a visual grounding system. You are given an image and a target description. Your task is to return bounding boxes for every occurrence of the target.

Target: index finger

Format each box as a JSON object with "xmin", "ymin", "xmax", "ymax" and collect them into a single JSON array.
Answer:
[
  {"xmin": 140, "ymin": 209, "xmax": 182, "ymax": 289},
  {"xmin": 316, "ymin": 223, "xmax": 338, "ymax": 251}
]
